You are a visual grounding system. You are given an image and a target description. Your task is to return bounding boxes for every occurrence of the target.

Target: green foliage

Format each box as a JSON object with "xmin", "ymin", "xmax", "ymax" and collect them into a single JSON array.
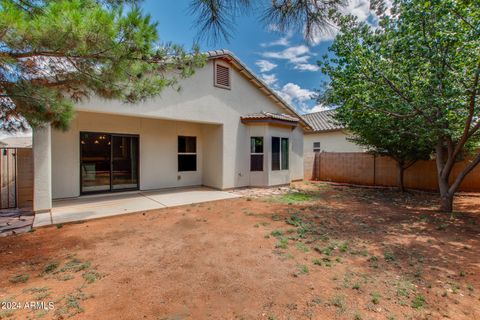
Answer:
[
  {"xmin": 298, "ymin": 264, "xmax": 309, "ymax": 274},
  {"xmin": 312, "ymin": 258, "xmax": 322, "ymax": 266},
  {"xmin": 43, "ymin": 261, "xmax": 59, "ymax": 274},
  {"xmin": 0, "ymin": 0, "xmax": 206, "ymax": 131},
  {"xmin": 9, "ymin": 274, "xmax": 29, "ymax": 283},
  {"xmin": 270, "ymin": 229, "xmax": 284, "ymax": 237},
  {"xmin": 189, "ymin": 0, "xmax": 345, "ymax": 43},
  {"xmin": 296, "ymin": 242, "xmax": 309, "ymax": 253},
  {"xmin": 411, "ymin": 294, "xmax": 426, "ymax": 309},
  {"xmin": 275, "ymin": 237, "xmax": 289, "ymax": 249},
  {"xmin": 320, "ymin": 0, "xmax": 480, "ymax": 210},
  {"xmin": 384, "ymin": 251, "xmax": 396, "ymax": 262},
  {"xmin": 280, "ymin": 192, "xmax": 313, "ymax": 203},
  {"xmin": 371, "ymin": 292, "xmax": 381, "ymax": 305}
]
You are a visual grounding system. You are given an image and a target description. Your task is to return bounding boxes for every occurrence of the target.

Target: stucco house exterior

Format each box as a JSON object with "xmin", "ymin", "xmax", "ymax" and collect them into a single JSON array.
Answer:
[
  {"xmin": 302, "ymin": 109, "xmax": 364, "ymax": 179},
  {"xmin": 32, "ymin": 50, "xmax": 311, "ymax": 214},
  {"xmin": 302, "ymin": 109, "xmax": 364, "ymax": 154}
]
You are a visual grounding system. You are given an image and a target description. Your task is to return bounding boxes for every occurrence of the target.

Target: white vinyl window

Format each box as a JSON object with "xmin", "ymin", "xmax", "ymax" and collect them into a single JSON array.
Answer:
[
  {"xmin": 272, "ymin": 137, "xmax": 289, "ymax": 171},
  {"xmin": 313, "ymin": 142, "xmax": 321, "ymax": 153},
  {"xmin": 250, "ymin": 137, "xmax": 264, "ymax": 171},
  {"xmin": 178, "ymin": 136, "xmax": 197, "ymax": 172}
]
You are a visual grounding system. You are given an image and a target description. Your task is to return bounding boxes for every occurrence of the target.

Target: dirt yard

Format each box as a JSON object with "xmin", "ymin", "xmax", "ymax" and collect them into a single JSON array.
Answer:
[{"xmin": 0, "ymin": 182, "xmax": 479, "ymax": 320}]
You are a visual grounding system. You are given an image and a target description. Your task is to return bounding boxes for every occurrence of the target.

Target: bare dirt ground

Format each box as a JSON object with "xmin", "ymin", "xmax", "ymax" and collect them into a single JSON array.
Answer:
[{"xmin": 0, "ymin": 182, "xmax": 479, "ymax": 320}]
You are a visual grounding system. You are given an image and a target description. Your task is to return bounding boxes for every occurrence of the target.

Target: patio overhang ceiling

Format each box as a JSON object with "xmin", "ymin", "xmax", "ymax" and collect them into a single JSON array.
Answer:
[
  {"xmin": 206, "ymin": 50, "xmax": 313, "ymax": 132},
  {"xmin": 241, "ymin": 112, "xmax": 299, "ymax": 128}
]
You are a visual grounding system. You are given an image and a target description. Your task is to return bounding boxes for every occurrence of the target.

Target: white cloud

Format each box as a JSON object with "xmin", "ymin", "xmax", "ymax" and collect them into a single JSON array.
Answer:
[
  {"xmin": 294, "ymin": 63, "xmax": 320, "ymax": 72},
  {"xmin": 310, "ymin": 0, "xmax": 393, "ymax": 45},
  {"xmin": 255, "ymin": 60, "xmax": 278, "ymax": 73},
  {"xmin": 307, "ymin": 104, "xmax": 331, "ymax": 113},
  {"xmin": 275, "ymin": 82, "xmax": 316, "ymax": 112},
  {"xmin": 262, "ymin": 45, "xmax": 311, "ymax": 64},
  {"xmin": 266, "ymin": 23, "xmax": 281, "ymax": 32},
  {"xmin": 260, "ymin": 73, "xmax": 278, "ymax": 86},
  {"xmin": 347, "ymin": 0, "xmax": 372, "ymax": 22},
  {"xmin": 261, "ymin": 45, "xmax": 320, "ymax": 72},
  {"xmin": 280, "ymin": 83, "xmax": 314, "ymax": 102},
  {"xmin": 261, "ymin": 31, "xmax": 293, "ymax": 47},
  {"xmin": 309, "ymin": 26, "xmax": 338, "ymax": 45}
]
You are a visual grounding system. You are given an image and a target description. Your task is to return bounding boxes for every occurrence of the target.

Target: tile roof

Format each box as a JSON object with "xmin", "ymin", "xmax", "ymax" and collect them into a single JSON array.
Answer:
[
  {"xmin": 241, "ymin": 112, "xmax": 300, "ymax": 122},
  {"xmin": 302, "ymin": 109, "xmax": 344, "ymax": 132}
]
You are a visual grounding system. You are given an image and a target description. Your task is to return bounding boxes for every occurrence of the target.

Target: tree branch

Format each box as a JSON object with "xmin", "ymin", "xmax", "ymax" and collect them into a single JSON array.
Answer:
[{"xmin": 448, "ymin": 151, "xmax": 480, "ymax": 195}]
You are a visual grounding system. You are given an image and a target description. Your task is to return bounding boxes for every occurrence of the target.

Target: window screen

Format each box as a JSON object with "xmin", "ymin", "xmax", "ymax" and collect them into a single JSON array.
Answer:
[
  {"xmin": 250, "ymin": 137, "xmax": 264, "ymax": 171},
  {"xmin": 281, "ymin": 138, "xmax": 289, "ymax": 170},
  {"xmin": 272, "ymin": 137, "xmax": 280, "ymax": 171},
  {"xmin": 178, "ymin": 136, "xmax": 197, "ymax": 171}
]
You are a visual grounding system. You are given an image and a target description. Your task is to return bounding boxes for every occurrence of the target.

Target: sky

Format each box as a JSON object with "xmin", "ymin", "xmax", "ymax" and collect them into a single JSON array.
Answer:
[
  {"xmin": 141, "ymin": 0, "xmax": 378, "ymax": 115},
  {"xmin": 0, "ymin": 0, "xmax": 380, "ymax": 139}
]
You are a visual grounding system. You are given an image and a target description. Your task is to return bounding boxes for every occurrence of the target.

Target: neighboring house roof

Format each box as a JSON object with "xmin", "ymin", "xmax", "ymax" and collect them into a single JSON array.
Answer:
[
  {"xmin": 302, "ymin": 109, "xmax": 344, "ymax": 132},
  {"xmin": 0, "ymin": 136, "xmax": 33, "ymax": 148},
  {"xmin": 206, "ymin": 50, "xmax": 312, "ymax": 132}
]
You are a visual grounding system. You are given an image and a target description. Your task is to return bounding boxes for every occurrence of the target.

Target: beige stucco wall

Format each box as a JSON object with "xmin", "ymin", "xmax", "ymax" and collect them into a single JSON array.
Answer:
[
  {"xmin": 52, "ymin": 112, "xmax": 221, "ymax": 199},
  {"xmin": 46, "ymin": 58, "xmax": 305, "ymax": 201},
  {"xmin": 303, "ymin": 130, "xmax": 364, "ymax": 180},
  {"xmin": 246, "ymin": 125, "xmax": 304, "ymax": 187},
  {"xmin": 304, "ymin": 130, "xmax": 364, "ymax": 153},
  {"xmin": 71, "ymin": 59, "xmax": 304, "ymax": 190},
  {"xmin": 33, "ymin": 126, "xmax": 52, "ymax": 212}
]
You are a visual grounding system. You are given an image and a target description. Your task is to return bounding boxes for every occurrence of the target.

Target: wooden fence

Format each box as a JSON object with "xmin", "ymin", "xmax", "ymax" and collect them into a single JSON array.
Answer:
[
  {"xmin": 16, "ymin": 148, "xmax": 33, "ymax": 209},
  {"xmin": 304, "ymin": 152, "xmax": 480, "ymax": 192},
  {"xmin": 0, "ymin": 148, "xmax": 33, "ymax": 210}
]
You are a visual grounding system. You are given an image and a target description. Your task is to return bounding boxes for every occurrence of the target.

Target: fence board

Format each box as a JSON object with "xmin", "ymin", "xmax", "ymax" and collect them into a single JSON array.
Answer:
[{"xmin": 305, "ymin": 152, "xmax": 480, "ymax": 192}]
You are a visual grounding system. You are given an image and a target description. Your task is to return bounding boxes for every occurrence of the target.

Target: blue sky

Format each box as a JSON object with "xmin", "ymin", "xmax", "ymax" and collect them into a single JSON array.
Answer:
[{"xmin": 141, "ymin": 0, "xmax": 376, "ymax": 115}]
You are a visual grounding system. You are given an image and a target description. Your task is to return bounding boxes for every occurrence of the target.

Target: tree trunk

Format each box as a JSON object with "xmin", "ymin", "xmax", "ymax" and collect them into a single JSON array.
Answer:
[
  {"xmin": 438, "ymin": 174, "xmax": 454, "ymax": 212},
  {"xmin": 398, "ymin": 164, "xmax": 405, "ymax": 192},
  {"xmin": 440, "ymin": 193, "xmax": 454, "ymax": 212}
]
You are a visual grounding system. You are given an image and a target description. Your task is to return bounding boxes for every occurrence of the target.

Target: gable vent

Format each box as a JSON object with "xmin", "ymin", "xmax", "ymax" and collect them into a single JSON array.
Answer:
[{"xmin": 214, "ymin": 63, "xmax": 231, "ymax": 89}]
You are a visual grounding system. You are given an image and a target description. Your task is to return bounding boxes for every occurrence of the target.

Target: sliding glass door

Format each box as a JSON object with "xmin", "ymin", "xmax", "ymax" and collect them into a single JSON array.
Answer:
[
  {"xmin": 112, "ymin": 135, "xmax": 139, "ymax": 190},
  {"xmin": 80, "ymin": 132, "xmax": 139, "ymax": 194}
]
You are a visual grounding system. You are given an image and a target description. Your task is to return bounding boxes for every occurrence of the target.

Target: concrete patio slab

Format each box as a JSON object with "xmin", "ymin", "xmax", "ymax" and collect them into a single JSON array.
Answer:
[
  {"xmin": 33, "ymin": 187, "xmax": 240, "ymax": 227},
  {"xmin": 141, "ymin": 188, "xmax": 241, "ymax": 207}
]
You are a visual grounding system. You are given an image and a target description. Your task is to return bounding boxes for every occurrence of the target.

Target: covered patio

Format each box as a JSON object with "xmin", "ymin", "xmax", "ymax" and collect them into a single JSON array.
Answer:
[{"xmin": 33, "ymin": 187, "xmax": 240, "ymax": 227}]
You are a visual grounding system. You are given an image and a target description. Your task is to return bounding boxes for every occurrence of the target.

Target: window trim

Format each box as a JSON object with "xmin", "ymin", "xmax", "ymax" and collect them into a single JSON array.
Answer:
[
  {"xmin": 313, "ymin": 141, "xmax": 321, "ymax": 153},
  {"xmin": 214, "ymin": 61, "xmax": 231, "ymax": 90},
  {"xmin": 250, "ymin": 136, "xmax": 264, "ymax": 172},
  {"xmin": 271, "ymin": 136, "xmax": 289, "ymax": 171},
  {"xmin": 177, "ymin": 136, "xmax": 197, "ymax": 172}
]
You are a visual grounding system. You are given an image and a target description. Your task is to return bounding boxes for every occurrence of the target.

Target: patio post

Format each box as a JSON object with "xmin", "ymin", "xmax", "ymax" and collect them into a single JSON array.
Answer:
[{"xmin": 33, "ymin": 125, "xmax": 52, "ymax": 213}]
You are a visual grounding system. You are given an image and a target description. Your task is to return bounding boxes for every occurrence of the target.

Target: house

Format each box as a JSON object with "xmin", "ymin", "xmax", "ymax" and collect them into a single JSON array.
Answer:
[
  {"xmin": 302, "ymin": 109, "xmax": 364, "ymax": 179},
  {"xmin": 32, "ymin": 50, "xmax": 311, "ymax": 214},
  {"xmin": 302, "ymin": 109, "xmax": 364, "ymax": 154}
]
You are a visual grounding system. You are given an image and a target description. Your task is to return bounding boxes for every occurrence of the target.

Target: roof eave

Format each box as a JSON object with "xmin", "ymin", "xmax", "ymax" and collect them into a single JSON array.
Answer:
[
  {"xmin": 206, "ymin": 50, "xmax": 313, "ymax": 132},
  {"xmin": 305, "ymin": 128, "xmax": 345, "ymax": 134}
]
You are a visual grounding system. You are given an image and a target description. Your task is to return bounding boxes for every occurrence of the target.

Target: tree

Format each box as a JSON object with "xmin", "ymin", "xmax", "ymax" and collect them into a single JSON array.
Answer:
[
  {"xmin": 333, "ymin": 107, "xmax": 433, "ymax": 192},
  {"xmin": 189, "ymin": 0, "xmax": 346, "ymax": 43},
  {"xmin": 0, "ymin": 0, "xmax": 206, "ymax": 132},
  {"xmin": 319, "ymin": 0, "xmax": 480, "ymax": 212}
]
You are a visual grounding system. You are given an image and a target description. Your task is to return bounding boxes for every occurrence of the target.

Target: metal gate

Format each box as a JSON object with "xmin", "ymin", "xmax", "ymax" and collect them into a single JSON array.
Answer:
[{"xmin": 0, "ymin": 148, "xmax": 16, "ymax": 209}]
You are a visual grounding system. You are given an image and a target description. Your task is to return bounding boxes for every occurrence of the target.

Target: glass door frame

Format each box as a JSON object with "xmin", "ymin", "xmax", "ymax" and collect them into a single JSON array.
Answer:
[{"xmin": 79, "ymin": 131, "xmax": 140, "ymax": 195}]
